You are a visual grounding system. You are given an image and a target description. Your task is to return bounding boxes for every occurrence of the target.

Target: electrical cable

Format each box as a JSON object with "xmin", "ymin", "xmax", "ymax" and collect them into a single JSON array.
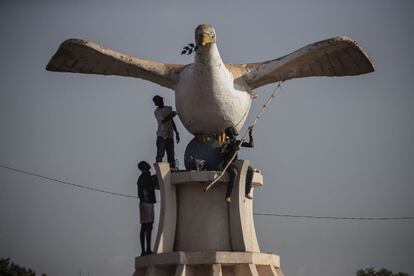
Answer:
[
  {"xmin": 1, "ymin": 163, "xmax": 413, "ymax": 221},
  {"xmin": 0, "ymin": 164, "xmax": 137, "ymax": 199},
  {"xmin": 253, "ymin": 212, "xmax": 414, "ymax": 221}
]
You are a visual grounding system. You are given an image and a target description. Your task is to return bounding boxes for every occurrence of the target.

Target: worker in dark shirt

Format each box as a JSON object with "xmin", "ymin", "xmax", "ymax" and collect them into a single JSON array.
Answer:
[
  {"xmin": 221, "ymin": 126, "xmax": 255, "ymax": 203},
  {"xmin": 137, "ymin": 161, "xmax": 156, "ymax": 256}
]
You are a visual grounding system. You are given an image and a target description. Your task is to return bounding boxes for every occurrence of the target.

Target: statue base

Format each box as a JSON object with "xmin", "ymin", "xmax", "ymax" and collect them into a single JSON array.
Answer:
[
  {"xmin": 133, "ymin": 251, "xmax": 284, "ymax": 276},
  {"xmin": 133, "ymin": 161, "xmax": 284, "ymax": 275}
]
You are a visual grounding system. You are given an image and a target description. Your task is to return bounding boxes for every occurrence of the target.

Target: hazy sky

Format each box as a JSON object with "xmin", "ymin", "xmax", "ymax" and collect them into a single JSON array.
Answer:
[{"xmin": 1, "ymin": 0, "xmax": 413, "ymax": 275}]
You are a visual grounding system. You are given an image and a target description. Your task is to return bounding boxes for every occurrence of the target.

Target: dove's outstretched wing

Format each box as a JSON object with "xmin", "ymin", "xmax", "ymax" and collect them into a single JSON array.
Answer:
[
  {"xmin": 240, "ymin": 36, "xmax": 374, "ymax": 89},
  {"xmin": 46, "ymin": 39, "xmax": 186, "ymax": 90}
]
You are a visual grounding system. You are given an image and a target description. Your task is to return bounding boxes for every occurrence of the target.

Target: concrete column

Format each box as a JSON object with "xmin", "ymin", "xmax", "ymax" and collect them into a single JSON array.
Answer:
[
  {"xmin": 146, "ymin": 266, "xmax": 172, "ymax": 276},
  {"xmin": 256, "ymin": 265, "xmax": 278, "ymax": 276},
  {"xmin": 153, "ymin": 163, "xmax": 176, "ymax": 253},
  {"xmin": 211, "ymin": 264, "xmax": 222, "ymax": 276},
  {"xmin": 229, "ymin": 160, "xmax": 260, "ymax": 252},
  {"xmin": 234, "ymin": 264, "xmax": 259, "ymax": 276},
  {"xmin": 174, "ymin": 265, "xmax": 195, "ymax": 276},
  {"xmin": 275, "ymin": 268, "xmax": 285, "ymax": 276}
]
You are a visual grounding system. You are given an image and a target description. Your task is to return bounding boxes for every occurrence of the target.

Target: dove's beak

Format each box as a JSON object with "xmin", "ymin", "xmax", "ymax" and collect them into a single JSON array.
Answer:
[{"xmin": 195, "ymin": 28, "xmax": 216, "ymax": 46}]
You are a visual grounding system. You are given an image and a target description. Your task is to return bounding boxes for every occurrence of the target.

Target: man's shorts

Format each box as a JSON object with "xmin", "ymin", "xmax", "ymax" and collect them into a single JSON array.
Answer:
[{"xmin": 139, "ymin": 202, "xmax": 154, "ymax": 224}]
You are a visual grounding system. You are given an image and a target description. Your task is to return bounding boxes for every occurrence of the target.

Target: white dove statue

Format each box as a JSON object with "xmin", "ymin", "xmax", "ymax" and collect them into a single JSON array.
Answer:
[{"xmin": 47, "ymin": 24, "xmax": 374, "ymax": 141}]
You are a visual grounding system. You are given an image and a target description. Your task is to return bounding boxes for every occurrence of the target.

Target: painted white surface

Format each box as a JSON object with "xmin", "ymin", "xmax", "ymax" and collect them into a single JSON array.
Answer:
[{"xmin": 175, "ymin": 43, "xmax": 251, "ymax": 135}]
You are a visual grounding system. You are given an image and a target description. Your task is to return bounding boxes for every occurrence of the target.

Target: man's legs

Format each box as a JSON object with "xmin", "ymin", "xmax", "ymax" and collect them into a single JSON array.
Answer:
[
  {"xmin": 140, "ymin": 223, "xmax": 154, "ymax": 255},
  {"xmin": 225, "ymin": 164, "xmax": 238, "ymax": 202},
  {"xmin": 165, "ymin": 138, "xmax": 175, "ymax": 168},
  {"xmin": 156, "ymin": 136, "xmax": 166, "ymax": 163},
  {"xmin": 139, "ymin": 224, "xmax": 146, "ymax": 256},
  {"xmin": 145, "ymin": 222, "xmax": 153, "ymax": 254}
]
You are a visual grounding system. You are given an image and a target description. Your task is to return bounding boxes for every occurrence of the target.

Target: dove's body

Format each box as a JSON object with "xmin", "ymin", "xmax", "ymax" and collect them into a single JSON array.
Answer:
[{"xmin": 176, "ymin": 43, "xmax": 251, "ymax": 135}]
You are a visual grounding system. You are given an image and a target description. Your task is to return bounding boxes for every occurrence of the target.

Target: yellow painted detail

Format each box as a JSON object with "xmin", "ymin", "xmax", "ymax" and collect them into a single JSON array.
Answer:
[
  {"xmin": 217, "ymin": 132, "xmax": 227, "ymax": 143},
  {"xmin": 195, "ymin": 132, "xmax": 227, "ymax": 143},
  {"xmin": 198, "ymin": 34, "xmax": 216, "ymax": 46}
]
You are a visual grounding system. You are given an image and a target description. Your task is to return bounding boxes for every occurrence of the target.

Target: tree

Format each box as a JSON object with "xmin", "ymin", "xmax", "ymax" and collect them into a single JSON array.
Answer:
[
  {"xmin": 357, "ymin": 267, "xmax": 409, "ymax": 276},
  {"xmin": 0, "ymin": 258, "xmax": 47, "ymax": 276}
]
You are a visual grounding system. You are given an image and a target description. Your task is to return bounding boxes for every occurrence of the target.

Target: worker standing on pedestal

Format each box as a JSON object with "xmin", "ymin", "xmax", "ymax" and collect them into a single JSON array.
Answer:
[
  {"xmin": 137, "ymin": 161, "xmax": 156, "ymax": 256},
  {"xmin": 153, "ymin": 95, "xmax": 180, "ymax": 169},
  {"xmin": 221, "ymin": 126, "xmax": 255, "ymax": 203}
]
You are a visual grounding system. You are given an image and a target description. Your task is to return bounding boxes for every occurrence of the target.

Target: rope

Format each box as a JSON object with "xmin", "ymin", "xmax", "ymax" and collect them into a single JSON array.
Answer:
[{"xmin": 204, "ymin": 81, "xmax": 284, "ymax": 192}]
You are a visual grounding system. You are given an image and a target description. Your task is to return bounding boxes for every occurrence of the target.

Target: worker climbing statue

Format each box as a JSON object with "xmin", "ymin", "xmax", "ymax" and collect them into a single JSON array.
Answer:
[{"xmin": 46, "ymin": 24, "xmax": 374, "ymax": 276}]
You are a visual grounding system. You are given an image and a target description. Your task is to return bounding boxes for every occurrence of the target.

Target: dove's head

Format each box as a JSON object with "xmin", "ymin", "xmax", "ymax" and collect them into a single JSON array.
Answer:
[{"xmin": 195, "ymin": 24, "xmax": 216, "ymax": 46}]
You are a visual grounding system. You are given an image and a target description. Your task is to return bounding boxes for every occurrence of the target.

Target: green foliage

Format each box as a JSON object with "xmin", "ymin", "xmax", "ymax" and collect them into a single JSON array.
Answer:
[
  {"xmin": 357, "ymin": 267, "xmax": 409, "ymax": 276},
  {"xmin": 0, "ymin": 258, "xmax": 47, "ymax": 276}
]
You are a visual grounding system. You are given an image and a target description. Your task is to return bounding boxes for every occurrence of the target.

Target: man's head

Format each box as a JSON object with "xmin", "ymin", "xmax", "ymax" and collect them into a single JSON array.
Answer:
[
  {"xmin": 152, "ymin": 95, "xmax": 164, "ymax": 107},
  {"xmin": 225, "ymin": 126, "xmax": 238, "ymax": 139},
  {"xmin": 138, "ymin": 161, "xmax": 151, "ymax": 172}
]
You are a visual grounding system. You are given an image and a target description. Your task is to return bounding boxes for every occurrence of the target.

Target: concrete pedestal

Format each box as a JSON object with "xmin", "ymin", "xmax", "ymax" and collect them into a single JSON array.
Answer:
[
  {"xmin": 134, "ymin": 251, "xmax": 284, "ymax": 276},
  {"xmin": 133, "ymin": 160, "xmax": 284, "ymax": 276}
]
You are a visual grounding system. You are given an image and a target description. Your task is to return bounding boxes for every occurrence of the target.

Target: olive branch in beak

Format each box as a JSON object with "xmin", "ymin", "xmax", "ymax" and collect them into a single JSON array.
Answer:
[{"xmin": 181, "ymin": 43, "xmax": 198, "ymax": 55}]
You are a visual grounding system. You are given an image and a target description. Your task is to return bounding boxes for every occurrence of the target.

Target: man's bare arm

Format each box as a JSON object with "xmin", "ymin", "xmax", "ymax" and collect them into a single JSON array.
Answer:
[
  {"xmin": 172, "ymin": 120, "xmax": 180, "ymax": 143},
  {"xmin": 241, "ymin": 128, "xmax": 254, "ymax": 148}
]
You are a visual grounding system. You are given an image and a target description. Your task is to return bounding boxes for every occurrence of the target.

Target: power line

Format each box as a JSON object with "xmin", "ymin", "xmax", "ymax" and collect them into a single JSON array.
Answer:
[
  {"xmin": 0, "ymin": 164, "xmax": 137, "ymax": 199},
  {"xmin": 1, "ymin": 164, "xmax": 414, "ymax": 221},
  {"xmin": 253, "ymin": 213, "xmax": 414, "ymax": 221}
]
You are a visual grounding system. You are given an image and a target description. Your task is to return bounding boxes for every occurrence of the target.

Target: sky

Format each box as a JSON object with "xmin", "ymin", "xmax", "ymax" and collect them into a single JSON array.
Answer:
[{"xmin": 0, "ymin": 0, "xmax": 413, "ymax": 275}]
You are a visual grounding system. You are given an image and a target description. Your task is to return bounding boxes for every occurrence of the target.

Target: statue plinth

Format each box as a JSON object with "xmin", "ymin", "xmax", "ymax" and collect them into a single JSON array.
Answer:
[
  {"xmin": 135, "ymin": 251, "xmax": 282, "ymax": 276},
  {"xmin": 133, "ymin": 160, "xmax": 284, "ymax": 276}
]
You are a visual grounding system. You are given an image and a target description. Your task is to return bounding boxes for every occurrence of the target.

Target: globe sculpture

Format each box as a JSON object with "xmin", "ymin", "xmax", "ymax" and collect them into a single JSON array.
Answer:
[{"xmin": 184, "ymin": 137, "xmax": 224, "ymax": 170}]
